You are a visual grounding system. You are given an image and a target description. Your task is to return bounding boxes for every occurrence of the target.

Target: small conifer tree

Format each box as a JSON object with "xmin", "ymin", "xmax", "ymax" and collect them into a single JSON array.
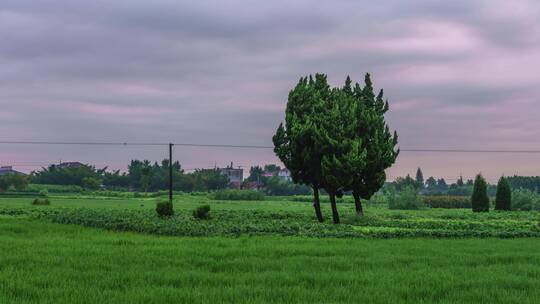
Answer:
[
  {"xmin": 495, "ymin": 176, "xmax": 512, "ymax": 211},
  {"xmin": 471, "ymin": 174, "xmax": 490, "ymax": 212}
]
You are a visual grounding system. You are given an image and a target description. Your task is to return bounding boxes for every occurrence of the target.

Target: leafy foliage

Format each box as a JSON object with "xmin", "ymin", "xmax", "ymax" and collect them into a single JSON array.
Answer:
[
  {"xmin": 2, "ymin": 201, "xmax": 539, "ymax": 238},
  {"xmin": 38, "ymin": 189, "xmax": 49, "ymax": 197},
  {"xmin": 264, "ymin": 177, "xmax": 311, "ymax": 196},
  {"xmin": 422, "ymin": 196, "xmax": 471, "ymax": 209},
  {"xmin": 0, "ymin": 174, "xmax": 29, "ymax": 192},
  {"xmin": 393, "ymin": 175, "xmax": 422, "ymax": 191},
  {"xmin": 32, "ymin": 198, "xmax": 50, "ymax": 205},
  {"xmin": 273, "ymin": 73, "xmax": 398, "ymax": 222},
  {"xmin": 193, "ymin": 205, "xmax": 211, "ymax": 220},
  {"xmin": 507, "ymin": 175, "xmax": 540, "ymax": 193},
  {"xmin": 345, "ymin": 74, "xmax": 399, "ymax": 216},
  {"xmin": 511, "ymin": 189, "xmax": 540, "ymax": 211},
  {"xmin": 31, "ymin": 160, "xmax": 230, "ymax": 193},
  {"xmin": 210, "ymin": 189, "xmax": 265, "ymax": 201},
  {"xmin": 32, "ymin": 164, "xmax": 103, "ymax": 188},
  {"xmin": 388, "ymin": 187, "xmax": 425, "ymax": 210},
  {"xmin": 155, "ymin": 200, "xmax": 174, "ymax": 217}
]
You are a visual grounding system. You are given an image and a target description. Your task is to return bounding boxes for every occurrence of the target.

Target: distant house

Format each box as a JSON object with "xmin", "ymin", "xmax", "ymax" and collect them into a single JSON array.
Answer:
[
  {"xmin": 243, "ymin": 181, "xmax": 262, "ymax": 191},
  {"xmin": 278, "ymin": 168, "xmax": 292, "ymax": 181},
  {"xmin": 56, "ymin": 162, "xmax": 85, "ymax": 169},
  {"xmin": 0, "ymin": 166, "xmax": 27, "ymax": 176},
  {"xmin": 262, "ymin": 172, "xmax": 274, "ymax": 178},
  {"xmin": 218, "ymin": 162, "xmax": 243, "ymax": 188}
]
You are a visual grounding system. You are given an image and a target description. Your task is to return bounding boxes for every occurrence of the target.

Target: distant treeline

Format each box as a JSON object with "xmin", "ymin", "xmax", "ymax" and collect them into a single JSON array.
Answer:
[
  {"xmin": 31, "ymin": 160, "xmax": 229, "ymax": 192},
  {"xmin": 506, "ymin": 176, "xmax": 540, "ymax": 193},
  {"xmin": 27, "ymin": 160, "xmax": 311, "ymax": 195}
]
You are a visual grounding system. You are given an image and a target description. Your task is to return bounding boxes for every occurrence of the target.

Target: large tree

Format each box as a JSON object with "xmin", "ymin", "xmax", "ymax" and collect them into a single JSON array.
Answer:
[
  {"xmin": 274, "ymin": 73, "xmax": 398, "ymax": 222},
  {"xmin": 316, "ymin": 87, "xmax": 367, "ymax": 223},
  {"xmin": 346, "ymin": 74, "xmax": 399, "ymax": 215},
  {"xmin": 273, "ymin": 75, "xmax": 329, "ymax": 222}
]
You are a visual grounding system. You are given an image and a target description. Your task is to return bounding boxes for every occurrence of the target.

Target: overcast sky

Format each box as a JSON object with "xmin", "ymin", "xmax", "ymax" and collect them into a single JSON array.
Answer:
[{"xmin": 1, "ymin": 0, "xmax": 540, "ymax": 182}]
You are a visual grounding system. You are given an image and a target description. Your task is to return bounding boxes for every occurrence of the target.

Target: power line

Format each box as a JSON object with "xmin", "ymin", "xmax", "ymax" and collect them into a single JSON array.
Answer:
[
  {"xmin": 401, "ymin": 149, "xmax": 540, "ymax": 154},
  {"xmin": 2, "ymin": 140, "xmax": 540, "ymax": 153},
  {"xmin": 0, "ymin": 141, "xmax": 166, "ymax": 146}
]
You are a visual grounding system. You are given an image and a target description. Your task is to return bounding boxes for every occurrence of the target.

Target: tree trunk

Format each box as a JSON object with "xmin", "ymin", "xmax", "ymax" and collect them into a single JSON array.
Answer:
[
  {"xmin": 313, "ymin": 186, "xmax": 324, "ymax": 223},
  {"xmin": 353, "ymin": 191, "xmax": 364, "ymax": 216},
  {"xmin": 329, "ymin": 192, "xmax": 340, "ymax": 224}
]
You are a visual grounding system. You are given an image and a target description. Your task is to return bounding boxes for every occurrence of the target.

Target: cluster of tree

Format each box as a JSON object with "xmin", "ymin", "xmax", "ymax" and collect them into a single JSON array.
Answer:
[
  {"xmin": 244, "ymin": 164, "xmax": 281, "ymax": 184},
  {"xmin": 506, "ymin": 176, "xmax": 540, "ymax": 193},
  {"xmin": 32, "ymin": 163, "xmax": 104, "ymax": 190},
  {"xmin": 472, "ymin": 174, "xmax": 511, "ymax": 212},
  {"xmin": 0, "ymin": 174, "xmax": 29, "ymax": 192},
  {"xmin": 31, "ymin": 160, "xmax": 229, "ymax": 192},
  {"xmin": 393, "ymin": 168, "xmax": 491, "ymax": 196},
  {"xmin": 244, "ymin": 164, "xmax": 311, "ymax": 195},
  {"xmin": 273, "ymin": 73, "xmax": 399, "ymax": 223}
]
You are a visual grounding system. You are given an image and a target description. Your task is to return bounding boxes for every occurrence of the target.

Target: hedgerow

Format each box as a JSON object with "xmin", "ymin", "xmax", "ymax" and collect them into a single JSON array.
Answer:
[
  {"xmin": 422, "ymin": 196, "xmax": 471, "ymax": 209},
  {"xmin": 210, "ymin": 189, "xmax": 265, "ymax": 201}
]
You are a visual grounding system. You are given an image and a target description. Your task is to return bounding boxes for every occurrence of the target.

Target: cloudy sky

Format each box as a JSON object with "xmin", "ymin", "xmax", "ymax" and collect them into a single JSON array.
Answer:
[{"xmin": 1, "ymin": 0, "xmax": 540, "ymax": 181}]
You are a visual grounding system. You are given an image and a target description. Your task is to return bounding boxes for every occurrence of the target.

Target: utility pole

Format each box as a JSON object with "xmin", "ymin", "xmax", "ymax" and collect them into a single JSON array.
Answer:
[{"xmin": 169, "ymin": 143, "xmax": 174, "ymax": 206}]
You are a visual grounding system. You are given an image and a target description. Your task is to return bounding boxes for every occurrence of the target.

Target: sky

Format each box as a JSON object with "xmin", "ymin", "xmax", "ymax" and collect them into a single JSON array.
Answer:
[{"xmin": 1, "ymin": 0, "xmax": 540, "ymax": 182}]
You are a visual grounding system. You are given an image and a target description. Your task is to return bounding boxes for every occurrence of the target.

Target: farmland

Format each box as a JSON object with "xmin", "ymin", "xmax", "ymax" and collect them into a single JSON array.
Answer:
[
  {"xmin": 1, "ymin": 193, "xmax": 540, "ymax": 303},
  {"xmin": 1, "ymin": 194, "xmax": 540, "ymax": 238}
]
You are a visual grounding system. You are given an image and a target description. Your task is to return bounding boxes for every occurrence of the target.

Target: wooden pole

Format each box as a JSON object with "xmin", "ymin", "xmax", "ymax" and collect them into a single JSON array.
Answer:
[{"xmin": 169, "ymin": 143, "xmax": 173, "ymax": 206}]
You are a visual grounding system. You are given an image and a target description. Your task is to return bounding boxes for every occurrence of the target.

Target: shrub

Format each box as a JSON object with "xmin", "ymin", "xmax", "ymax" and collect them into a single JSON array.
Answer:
[
  {"xmin": 210, "ymin": 189, "xmax": 265, "ymax": 201},
  {"xmin": 32, "ymin": 198, "xmax": 50, "ymax": 205},
  {"xmin": 422, "ymin": 196, "xmax": 471, "ymax": 209},
  {"xmin": 155, "ymin": 200, "xmax": 174, "ymax": 217},
  {"xmin": 38, "ymin": 189, "xmax": 49, "ymax": 198},
  {"xmin": 193, "ymin": 205, "xmax": 211, "ymax": 220},
  {"xmin": 472, "ymin": 174, "xmax": 489, "ymax": 212},
  {"xmin": 512, "ymin": 189, "xmax": 540, "ymax": 211},
  {"xmin": 495, "ymin": 176, "xmax": 512, "ymax": 211},
  {"xmin": 366, "ymin": 195, "xmax": 388, "ymax": 205},
  {"xmin": 388, "ymin": 186, "xmax": 425, "ymax": 210}
]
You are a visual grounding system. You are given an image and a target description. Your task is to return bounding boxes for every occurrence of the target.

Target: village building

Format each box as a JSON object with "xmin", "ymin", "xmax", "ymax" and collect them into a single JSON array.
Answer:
[
  {"xmin": 218, "ymin": 162, "xmax": 243, "ymax": 188},
  {"xmin": 0, "ymin": 166, "xmax": 27, "ymax": 176},
  {"xmin": 278, "ymin": 168, "xmax": 292, "ymax": 181}
]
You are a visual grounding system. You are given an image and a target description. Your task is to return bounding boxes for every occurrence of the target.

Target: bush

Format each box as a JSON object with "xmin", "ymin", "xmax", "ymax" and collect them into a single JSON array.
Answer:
[
  {"xmin": 155, "ymin": 200, "xmax": 174, "ymax": 217},
  {"xmin": 32, "ymin": 198, "xmax": 50, "ymax": 206},
  {"xmin": 495, "ymin": 176, "xmax": 512, "ymax": 211},
  {"xmin": 210, "ymin": 189, "xmax": 265, "ymax": 201},
  {"xmin": 472, "ymin": 174, "xmax": 490, "ymax": 212},
  {"xmin": 388, "ymin": 187, "xmax": 425, "ymax": 210},
  {"xmin": 193, "ymin": 205, "xmax": 211, "ymax": 220},
  {"xmin": 38, "ymin": 189, "xmax": 49, "ymax": 198},
  {"xmin": 512, "ymin": 189, "xmax": 540, "ymax": 211},
  {"xmin": 422, "ymin": 196, "xmax": 471, "ymax": 209}
]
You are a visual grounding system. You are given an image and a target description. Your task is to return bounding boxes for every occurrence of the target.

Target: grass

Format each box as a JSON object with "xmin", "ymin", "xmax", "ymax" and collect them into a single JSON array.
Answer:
[
  {"xmin": 1, "ymin": 217, "xmax": 540, "ymax": 303},
  {"xmin": 1, "ymin": 194, "xmax": 540, "ymax": 302}
]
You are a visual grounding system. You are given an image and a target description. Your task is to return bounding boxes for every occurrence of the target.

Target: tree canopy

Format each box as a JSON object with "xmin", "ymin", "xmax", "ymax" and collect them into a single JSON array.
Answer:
[{"xmin": 273, "ymin": 73, "xmax": 399, "ymax": 223}]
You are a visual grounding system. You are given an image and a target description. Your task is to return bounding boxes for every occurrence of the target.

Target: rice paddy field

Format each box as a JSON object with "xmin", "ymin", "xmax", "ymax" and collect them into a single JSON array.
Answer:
[{"xmin": 1, "ymin": 193, "xmax": 540, "ymax": 303}]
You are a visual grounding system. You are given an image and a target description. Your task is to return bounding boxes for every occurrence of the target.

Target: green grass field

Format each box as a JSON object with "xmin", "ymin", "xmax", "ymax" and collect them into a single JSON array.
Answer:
[{"xmin": 1, "ymin": 194, "xmax": 540, "ymax": 303}]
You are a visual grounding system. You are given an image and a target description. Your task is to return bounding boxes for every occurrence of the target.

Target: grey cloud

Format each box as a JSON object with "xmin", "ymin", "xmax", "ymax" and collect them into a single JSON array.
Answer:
[{"xmin": 1, "ymin": 0, "xmax": 540, "ymax": 180}]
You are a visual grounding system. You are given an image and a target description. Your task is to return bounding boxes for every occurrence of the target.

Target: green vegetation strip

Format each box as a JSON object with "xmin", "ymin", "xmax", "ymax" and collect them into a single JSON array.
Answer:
[
  {"xmin": 1, "ymin": 217, "xmax": 540, "ymax": 304},
  {"xmin": 1, "ymin": 203, "xmax": 539, "ymax": 238}
]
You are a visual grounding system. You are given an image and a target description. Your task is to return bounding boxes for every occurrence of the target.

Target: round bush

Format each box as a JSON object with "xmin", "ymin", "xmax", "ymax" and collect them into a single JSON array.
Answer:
[{"xmin": 193, "ymin": 205, "xmax": 211, "ymax": 220}]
